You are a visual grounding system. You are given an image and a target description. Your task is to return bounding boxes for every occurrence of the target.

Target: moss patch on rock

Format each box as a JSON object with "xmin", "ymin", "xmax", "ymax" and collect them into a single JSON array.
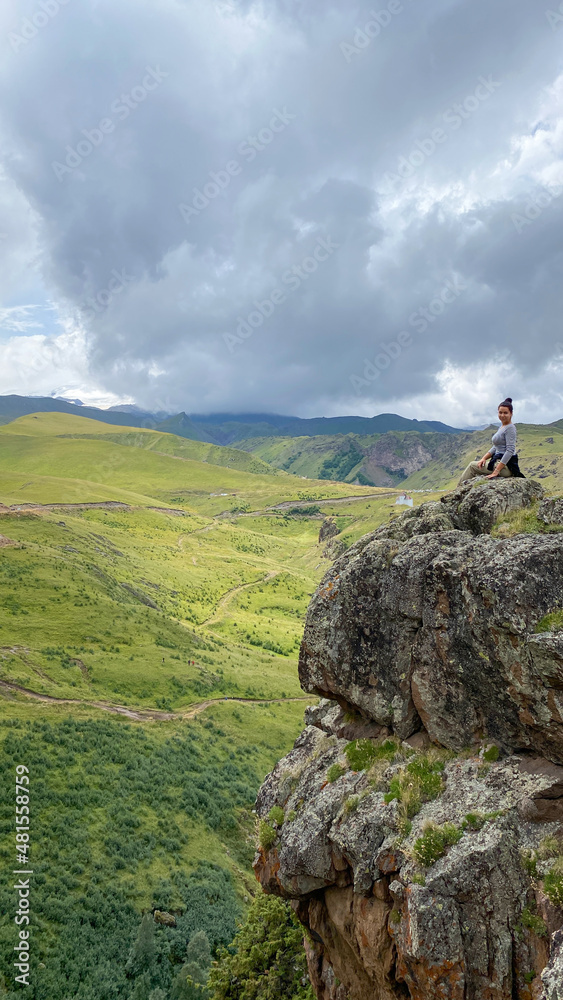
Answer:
[{"xmin": 535, "ymin": 609, "xmax": 563, "ymax": 633}]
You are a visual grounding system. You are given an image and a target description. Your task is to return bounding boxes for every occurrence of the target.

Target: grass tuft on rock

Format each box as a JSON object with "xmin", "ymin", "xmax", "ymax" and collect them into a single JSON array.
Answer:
[
  {"xmin": 412, "ymin": 821, "xmax": 462, "ymax": 867},
  {"xmin": 259, "ymin": 820, "xmax": 277, "ymax": 851},
  {"xmin": 268, "ymin": 806, "xmax": 285, "ymax": 826},
  {"xmin": 520, "ymin": 906, "xmax": 548, "ymax": 938},
  {"xmin": 344, "ymin": 737, "xmax": 399, "ymax": 771},
  {"xmin": 343, "ymin": 795, "xmax": 359, "ymax": 816},
  {"xmin": 491, "ymin": 504, "xmax": 563, "ymax": 538},
  {"xmin": 543, "ymin": 867, "xmax": 563, "ymax": 906},
  {"xmin": 461, "ymin": 810, "xmax": 503, "ymax": 832},
  {"xmin": 384, "ymin": 751, "xmax": 446, "ymax": 830},
  {"xmin": 538, "ymin": 835, "xmax": 562, "ymax": 860},
  {"xmin": 327, "ymin": 762, "xmax": 347, "ymax": 783},
  {"xmin": 520, "ymin": 849, "xmax": 539, "ymax": 879}
]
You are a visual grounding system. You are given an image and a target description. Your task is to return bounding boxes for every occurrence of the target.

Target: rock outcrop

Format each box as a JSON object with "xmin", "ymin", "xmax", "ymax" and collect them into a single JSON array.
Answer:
[
  {"xmin": 254, "ymin": 480, "xmax": 563, "ymax": 1000},
  {"xmin": 539, "ymin": 497, "xmax": 563, "ymax": 527},
  {"xmin": 319, "ymin": 519, "xmax": 339, "ymax": 544},
  {"xmin": 300, "ymin": 478, "xmax": 563, "ymax": 763}
]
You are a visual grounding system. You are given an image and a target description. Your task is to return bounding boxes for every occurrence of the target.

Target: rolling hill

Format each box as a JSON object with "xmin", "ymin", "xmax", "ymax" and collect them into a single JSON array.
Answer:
[{"xmin": 0, "ymin": 410, "xmax": 410, "ymax": 999}]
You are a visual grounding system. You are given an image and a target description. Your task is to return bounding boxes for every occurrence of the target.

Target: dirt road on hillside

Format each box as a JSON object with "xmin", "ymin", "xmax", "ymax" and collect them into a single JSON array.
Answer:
[{"xmin": 0, "ymin": 678, "xmax": 313, "ymax": 722}]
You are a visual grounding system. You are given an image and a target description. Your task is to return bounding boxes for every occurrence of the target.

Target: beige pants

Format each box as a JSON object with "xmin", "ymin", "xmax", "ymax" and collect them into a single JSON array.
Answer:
[{"xmin": 458, "ymin": 460, "xmax": 512, "ymax": 486}]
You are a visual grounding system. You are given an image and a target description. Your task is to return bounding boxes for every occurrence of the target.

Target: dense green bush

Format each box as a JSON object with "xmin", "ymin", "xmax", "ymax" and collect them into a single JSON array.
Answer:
[
  {"xmin": 0, "ymin": 717, "xmax": 249, "ymax": 999},
  {"xmin": 208, "ymin": 892, "xmax": 313, "ymax": 1000}
]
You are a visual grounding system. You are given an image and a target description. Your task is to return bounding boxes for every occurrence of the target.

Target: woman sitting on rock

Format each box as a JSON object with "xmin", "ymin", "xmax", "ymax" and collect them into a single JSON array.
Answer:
[{"xmin": 458, "ymin": 397, "xmax": 524, "ymax": 484}]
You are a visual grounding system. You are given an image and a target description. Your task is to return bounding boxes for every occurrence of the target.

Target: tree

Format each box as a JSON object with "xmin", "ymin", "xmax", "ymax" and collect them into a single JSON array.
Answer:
[
  {"xmin": 207, "ymin": 892, "xmax": 314, "ymax": 1000},
  {"xmin": 171, "ymin": 930, "xmax": 212, "ymax": 1000},
  {"xmin": 126, "ymin": 913, "xmax": 156, "ymax": 976},
  {"xmin": 131, "ymin": 972, "xmax": 152, "ymax": 1000},
  {"xmin": 186, "ymin": 930, "xmax": 211, "ymax": 969}
]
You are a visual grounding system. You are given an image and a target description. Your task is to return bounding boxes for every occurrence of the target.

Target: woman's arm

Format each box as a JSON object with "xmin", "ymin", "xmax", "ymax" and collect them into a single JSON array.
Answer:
[{"xmin": 499, "ymin": 424, "xmax": 517, "ymax": 465}]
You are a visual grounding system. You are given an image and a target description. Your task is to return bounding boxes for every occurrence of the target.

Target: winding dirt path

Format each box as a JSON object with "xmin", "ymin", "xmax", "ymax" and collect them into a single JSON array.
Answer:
[
  {"xmin": 197, "ymin": 570, "xmax": 279, "ymax": 627},
  {"xmin": 0, "ymin": 678, "xmax": 311, "ymax": 721}
]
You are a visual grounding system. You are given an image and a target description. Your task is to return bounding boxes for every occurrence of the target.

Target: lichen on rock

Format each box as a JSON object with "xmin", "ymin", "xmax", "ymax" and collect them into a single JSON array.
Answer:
[{"xmin": 254, "ymin": 481, "xmax": 563, "ymax": 999}]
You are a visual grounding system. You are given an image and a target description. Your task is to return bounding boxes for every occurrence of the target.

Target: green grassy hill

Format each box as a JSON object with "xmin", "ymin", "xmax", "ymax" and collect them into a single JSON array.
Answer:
[
  {"xmin": 0, "ymin": 412, "xmax": 404, "ymax": 999},
  {"xmin": 0, "ymin": 396, "xmax": 461, "ymax": 443},
  {"xmin": 0, "ymin": 413, "xmax": 377, "ymax": 514},
  {"xmin": 237, "ymin": 430, "xmax": 471, "ymax": 487},
  {"xmin": 0, "ymin": 412, "xmax": 278, "ymax": 477}
]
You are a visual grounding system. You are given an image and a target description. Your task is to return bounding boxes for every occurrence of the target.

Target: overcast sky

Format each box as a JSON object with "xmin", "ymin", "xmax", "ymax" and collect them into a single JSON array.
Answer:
[{"xmin": 0, "ymin": 0, "xmax": 562, "ymax": 426}]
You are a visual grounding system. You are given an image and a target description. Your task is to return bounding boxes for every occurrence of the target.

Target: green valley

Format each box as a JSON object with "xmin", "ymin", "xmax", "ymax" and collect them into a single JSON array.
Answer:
[{"xmin": 0, "ymin": 411, "xmax": 402, "ymax": 1000}]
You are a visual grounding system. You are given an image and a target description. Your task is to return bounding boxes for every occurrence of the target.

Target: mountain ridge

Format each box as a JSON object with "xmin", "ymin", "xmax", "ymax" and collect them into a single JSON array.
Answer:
[{"xmin": 0, "ymin": 395, "xmax": 464, "ymax": 443}]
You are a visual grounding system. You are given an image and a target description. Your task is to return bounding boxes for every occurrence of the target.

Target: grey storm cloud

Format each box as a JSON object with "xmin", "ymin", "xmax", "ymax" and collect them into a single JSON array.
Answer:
[{"xmin": 0, "ymin": 0, "xmax": 562, "ymax": 417}]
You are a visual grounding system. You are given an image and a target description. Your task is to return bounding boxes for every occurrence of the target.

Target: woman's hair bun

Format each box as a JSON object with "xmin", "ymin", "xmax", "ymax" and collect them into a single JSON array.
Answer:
[
  {"xmin": 505, "ymin": 397, "xmax": 512, "ymax": 404},
  {"xmin": 499, "ymin": 397, "xmax": 513, "ymax": 411}
]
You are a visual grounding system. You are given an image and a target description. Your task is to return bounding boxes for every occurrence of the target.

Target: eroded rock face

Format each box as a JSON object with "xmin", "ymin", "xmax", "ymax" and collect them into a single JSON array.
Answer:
[
  {"xmin": 299, "ymin": 479, "xmax": 563, "ymax": 762},
  {"xmin": 254, "ymin": 481, "xmax": 563, "ymax": 1000},
  {"xmin": 542, "ymin": 928, "xmax": 563, "ymax": 999},
  {"xmin": 254, "ymin": 727, "xmax": 563, "ymax": 999}
]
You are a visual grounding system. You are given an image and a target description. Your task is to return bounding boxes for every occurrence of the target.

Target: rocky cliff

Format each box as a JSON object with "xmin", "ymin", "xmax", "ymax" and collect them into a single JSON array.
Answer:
[{"xmin": 254, "ymin": 479, "xmax": 563, "ymax": 999}]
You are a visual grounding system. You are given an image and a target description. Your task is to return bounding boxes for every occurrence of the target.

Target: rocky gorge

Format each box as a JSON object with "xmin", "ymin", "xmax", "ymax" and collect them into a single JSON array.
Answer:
[{"xmin": 253, "ymin": 479, "xmax": 563, "ymax": 999}]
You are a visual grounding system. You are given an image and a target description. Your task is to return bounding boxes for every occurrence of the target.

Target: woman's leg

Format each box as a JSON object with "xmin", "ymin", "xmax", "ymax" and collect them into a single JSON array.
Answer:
[
  {"xmin": 458, "ymin": 461, "xmax": 487, "ymax": 485},
  {"xmin": 458, "ymin": 461, "xmax": 513, "ymax": 485}
]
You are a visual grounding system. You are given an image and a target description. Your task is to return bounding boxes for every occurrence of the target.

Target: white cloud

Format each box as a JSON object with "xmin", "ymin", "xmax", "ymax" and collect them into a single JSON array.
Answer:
[
  {"xmin": 0, "ymin": 305, "xmax": 44, "ymax": 334},
  {"xmin": 0, "ymin": 324, "xmax": 132, "ymax": 406}
]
